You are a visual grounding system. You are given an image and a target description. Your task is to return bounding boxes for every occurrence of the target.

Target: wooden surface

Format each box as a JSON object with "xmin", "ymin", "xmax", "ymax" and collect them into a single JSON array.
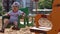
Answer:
[
  {"xmin": 34, "ymin": 14, "xmax": 41, "ymax": 28},
  {"xmin": 31, "ymin": 0, "xmax": 60, "ymax": 34},
  {"xmin": 47, "ymin": 0, "xmax": 60, "ymax": 34}
]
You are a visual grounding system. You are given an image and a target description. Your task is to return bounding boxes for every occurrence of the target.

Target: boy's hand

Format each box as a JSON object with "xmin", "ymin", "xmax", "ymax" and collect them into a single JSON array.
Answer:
[
  {"xmin": 22, "ymin": 13, "xmax": 25, "ymax": 17},
  {"xmin": 4, "ymin": 13, "xmax": 10, "ymax": 16},
  {"xmin": 21, "ymin": 13, "xmax": 25, "ymax": 19}
]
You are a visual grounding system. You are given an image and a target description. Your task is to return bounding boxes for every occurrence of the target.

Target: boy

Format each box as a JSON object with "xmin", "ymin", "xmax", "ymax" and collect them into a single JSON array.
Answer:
[{"xmin": 0, "ymin": 2, "xmax": 25, "ymax": 33}]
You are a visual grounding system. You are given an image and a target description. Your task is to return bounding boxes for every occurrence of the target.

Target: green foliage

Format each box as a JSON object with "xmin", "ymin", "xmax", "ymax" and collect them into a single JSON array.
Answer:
[
  {"xmin": 0, "ymin": 11, "xmax": 6, "ymax": 16},
  {"xmin": 0, "ymin": 6, "xmax": 2, "ymax": 11},
  {"xmin": 0, "ymin": 0, "xmax": 1, "ymax": 2},
  {"xmin": 0, "ymin": 6, "xmax": 2, "ymax": 16},
  {"xmin": 38, "ymin": 0, "xmax": 53, "ymax": 9}
]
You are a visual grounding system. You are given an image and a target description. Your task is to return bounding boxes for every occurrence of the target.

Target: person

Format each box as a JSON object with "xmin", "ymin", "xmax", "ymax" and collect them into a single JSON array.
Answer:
[{"xmin": 0, "ymin": 2, "xmax": 25, "ymax": 33}]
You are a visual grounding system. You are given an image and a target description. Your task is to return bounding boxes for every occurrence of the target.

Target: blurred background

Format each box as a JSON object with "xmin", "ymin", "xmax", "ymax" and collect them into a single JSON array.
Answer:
[
  {"xmin": 0, "ymin": 0, "xmax": 54, "ymax": 34},
  {"xmin": 0, "ymin": 0, "xmax": 53, "ymax": 16},
  {"xmin": 0, "ymin": 0, "xmax": 2, "ymax": 16}
]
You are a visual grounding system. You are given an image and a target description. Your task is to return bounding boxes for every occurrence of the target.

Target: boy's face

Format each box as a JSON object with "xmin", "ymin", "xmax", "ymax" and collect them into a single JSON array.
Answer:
[{"xmin": 12, "ymin": 6, "xmax": 19, "ymax": 12}]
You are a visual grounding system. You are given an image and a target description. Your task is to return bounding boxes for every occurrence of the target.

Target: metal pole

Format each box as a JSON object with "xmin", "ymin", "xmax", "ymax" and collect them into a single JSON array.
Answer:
[
  {"xmin": 35, "ymin": 2, "xmax": 38, "ymax": 14},
  {"xmin": 35, "ymin": 0, "xmax": 40, "ymax": 34}
]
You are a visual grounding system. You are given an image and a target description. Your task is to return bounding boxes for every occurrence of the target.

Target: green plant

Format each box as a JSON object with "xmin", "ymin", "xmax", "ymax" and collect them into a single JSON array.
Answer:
[
  {"xmin": 0, "ymin": 6, "xmax": 2, "ymax": 11},
  {"xmin": 0, "ymin": 11, "xmax": 6, "ymax": 16},
  {"xmin": 38, "ymin": 0, "xmax": 53, "ymax": 9},
  {"xmin": 0, "ymin": 6, "xmax": 2, "ymax": 16}
]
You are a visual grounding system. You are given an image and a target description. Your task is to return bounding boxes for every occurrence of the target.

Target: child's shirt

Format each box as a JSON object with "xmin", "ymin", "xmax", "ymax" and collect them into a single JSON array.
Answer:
[{"xmin": 7, "ymin": 10, "xmax": 24, "ymax": 22}]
